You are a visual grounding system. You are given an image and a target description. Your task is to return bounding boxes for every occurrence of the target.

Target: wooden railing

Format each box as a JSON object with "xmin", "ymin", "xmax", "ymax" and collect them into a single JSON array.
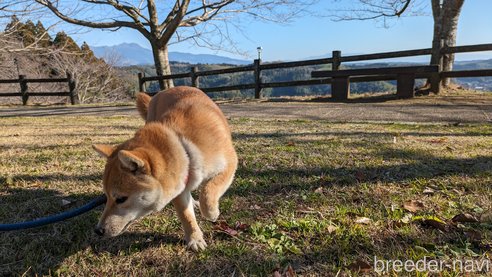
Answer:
[
  {"xmin": 138, "ymin": 43, "xmax": 492, "ymax": 98},
  {"xmin": 0, "ymin": 71, "xmax": 78, "ymax": 105}
]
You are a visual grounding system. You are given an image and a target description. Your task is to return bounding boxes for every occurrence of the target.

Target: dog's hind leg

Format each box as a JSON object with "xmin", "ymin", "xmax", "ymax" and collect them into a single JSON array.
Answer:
[
  {"xmin": 172, "ymin": 191, "xmax": 207, "ymax": 251},
  {"xmin": 199, "ymin": 158, "xmax": 237, "ymax": 222}
]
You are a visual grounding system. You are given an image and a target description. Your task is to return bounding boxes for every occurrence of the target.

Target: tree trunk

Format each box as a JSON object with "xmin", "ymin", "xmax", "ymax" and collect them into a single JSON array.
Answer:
[
  {"xmin": 430, "ymin": 0, "xmax": 442, "ymax": 67},
  {"xmin": 440, "ymin": 0, "xmax": 465, "ymax": 87},
  {"xmin": 150, "ymin": 42, "xmax": 174, "ymax": 90},
  {"xmin": 424, "ymin": 0, "xmax": 443, "ymax": 93}
]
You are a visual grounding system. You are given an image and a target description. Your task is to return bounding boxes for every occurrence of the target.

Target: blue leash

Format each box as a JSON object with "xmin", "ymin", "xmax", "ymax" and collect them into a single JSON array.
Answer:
[{"xmin": 0, "ymin": 195, "xmax": 106, "ymax": 231}]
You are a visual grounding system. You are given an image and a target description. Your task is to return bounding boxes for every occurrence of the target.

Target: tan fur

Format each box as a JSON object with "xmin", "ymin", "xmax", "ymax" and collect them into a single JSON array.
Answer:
[
  {"xmin": 136, "ymin": 92, "xmax": 151, "ymax": 120},
  {"xmin": 94, "ymin": 86, "xmax": 237, "ymax": 251}
]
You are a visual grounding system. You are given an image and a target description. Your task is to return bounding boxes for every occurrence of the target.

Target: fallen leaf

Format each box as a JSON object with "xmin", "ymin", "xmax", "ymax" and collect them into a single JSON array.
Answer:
[
  {"xmin": 403, "ymin": 200, "xmax": 425, "ymax": 213},
  {"xmin": 234, "ymin": 221, "xmax": 249, "ymax": 231},
  {"xmin": 355, "ymin": 217, "xmax": 371, "ymax": 225},
  {"xmin": 414, "ymin": 245, "xmax": 429, "ymax": 253},
  {"xmin": 286, "ymin": 265, "xmax": 295, "ymax": 277},
  {"xmin": 452, "ymin": 213, "xmax": 479, "ymax": 223},
  {"xmin": 273, "ymin": 270, "xmax": 282, "ymax": 277},
  {"xmin": 61, "ymin": 199, "xmax": 73, "ymax": 207},
  {"xmin": 314, "ymin": 187, "xmax": 324, "ymax": 194},
  {"xmin": 287, "ymin": 245, "xmax": 302, "ymax": 255},
  {"xmin": 214, "ymin": 221, "xmax": 238, "ymax": 236},
  {"xmin": 422, "ymin": 218, "xmax": 448, "ymax": 232},
  {"xmin": 401, "ymin": 213, "xmax": 413, "ymax": 224},
  {"xmin": 250, "ymin": 204, "xmax": 262, "ymax": 210},
  {"xmin": 348, "ymin": 259, "xmax": 372, "ymax": 273},
  {"xmin": 423, "ymin": 187, "xmax": 435, "ymax": 195},
  {"xmin": 327, "ymin": 225, "xmax": 338, "ymax": 234},
  {"xmin": 286, "ymin": 141, "xmax": 295, "ymax": 146}
]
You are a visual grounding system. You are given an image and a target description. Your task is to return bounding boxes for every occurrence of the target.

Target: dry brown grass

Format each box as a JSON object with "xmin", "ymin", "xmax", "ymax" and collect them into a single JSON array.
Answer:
[{"xmin": 0, "ymin": 113, "xmax": 491, "ymax": 276}]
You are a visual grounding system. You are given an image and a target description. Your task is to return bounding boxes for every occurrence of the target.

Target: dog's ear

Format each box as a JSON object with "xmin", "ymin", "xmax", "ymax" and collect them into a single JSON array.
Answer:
[
  {"xmin": 92, "ymin": 144, "xmax": 115, "ymax": 158},
  {"xmin": 118, "ymin": 150, "xmax": 146, "ymax": 173}
]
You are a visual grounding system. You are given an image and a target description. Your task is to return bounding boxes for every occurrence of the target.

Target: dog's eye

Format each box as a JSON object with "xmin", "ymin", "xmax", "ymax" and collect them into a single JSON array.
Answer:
[{"xmin": 115, "ymin": 196, "xmax": 128, "ymax": 204}]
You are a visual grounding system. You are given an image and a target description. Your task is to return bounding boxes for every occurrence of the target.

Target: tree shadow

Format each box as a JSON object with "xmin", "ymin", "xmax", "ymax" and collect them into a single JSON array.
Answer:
[
  {"xmin": 1, "ymin": 144, "xmax": 491, "ymax": 274},
  {"xmin": 0, "ymin": 187, "xmax": 100, "ymax": 275},
  {"xmin": 0, "ymin": 105, "xmax": 136, "ymax": 118},
  {"xmin": 0, "ymin": 185, "xmax": 186, "ymax": 275},
  {"xmin": 265, "ymin": 93, "xmax": 399, "ymax": 103},
  {"xmin": 230, "ymin": 146, "xmax": 492, "ymax": 197}
]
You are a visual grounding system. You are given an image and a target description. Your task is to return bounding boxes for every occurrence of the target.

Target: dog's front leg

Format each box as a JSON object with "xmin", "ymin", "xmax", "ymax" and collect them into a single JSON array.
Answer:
[{"xmin": 172, "ymin": 191, "xmax": 207, "ymax": 251}]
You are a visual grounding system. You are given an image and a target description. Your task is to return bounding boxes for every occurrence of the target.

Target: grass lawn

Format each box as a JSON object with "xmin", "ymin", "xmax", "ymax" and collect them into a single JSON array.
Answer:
[{"xmin": 0, "ymin": 114, "xmax": 491, "ymax": 276}]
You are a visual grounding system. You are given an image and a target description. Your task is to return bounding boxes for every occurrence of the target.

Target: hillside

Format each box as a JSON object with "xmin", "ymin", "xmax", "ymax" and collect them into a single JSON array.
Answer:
[
  {"xmin": 122, "ymin": 58, "xmax": 492, "ymax": 98},
  {"xmin": 0, "ymin": 17, "xmax": 133, "ymax": 104}
]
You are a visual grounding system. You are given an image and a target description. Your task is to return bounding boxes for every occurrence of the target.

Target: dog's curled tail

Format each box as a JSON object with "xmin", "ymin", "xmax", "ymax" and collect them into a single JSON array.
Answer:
[{"xmin": 136, "ymin": 92, "xmax": 151, "ymax": 120}]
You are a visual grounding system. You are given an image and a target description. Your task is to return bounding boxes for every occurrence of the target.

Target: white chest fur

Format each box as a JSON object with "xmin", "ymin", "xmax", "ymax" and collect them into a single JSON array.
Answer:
[{"xmin": 179, "ymin": 137, "xmax": 227, "ymax": 191}]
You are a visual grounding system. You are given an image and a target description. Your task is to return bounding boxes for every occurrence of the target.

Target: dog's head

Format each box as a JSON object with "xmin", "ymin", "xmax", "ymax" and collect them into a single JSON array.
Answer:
[{"xmin": 92, "ymin": 144, "xmax": 165, "ymax": 237}]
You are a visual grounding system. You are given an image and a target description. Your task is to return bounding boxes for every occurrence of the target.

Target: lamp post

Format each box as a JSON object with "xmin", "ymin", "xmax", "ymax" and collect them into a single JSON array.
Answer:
[{"xmin": 254, "ymin": 47, "xmax": 263, "ymax": 99}]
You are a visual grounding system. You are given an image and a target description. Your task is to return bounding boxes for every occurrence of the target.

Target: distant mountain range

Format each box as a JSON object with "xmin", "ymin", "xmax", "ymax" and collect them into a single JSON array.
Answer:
[
  {"xmin": 93, "ymin": 42, "xmax": 492, "ymax": 67},
  {"xmin": 92, "ymin": 43, "xmax": 250, "ymax": 66}
]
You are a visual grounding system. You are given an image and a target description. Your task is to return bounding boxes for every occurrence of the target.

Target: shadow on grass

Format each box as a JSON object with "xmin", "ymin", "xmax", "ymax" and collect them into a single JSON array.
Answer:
[
  {"xmin": 233, "ymin": 129, "xmax": 492, "ymax": 140},
  {"xmin": 0, "ymin": 187, "xmax": 100, "ymax": 275},
  {"xmin": 230, "ymin": 151, "xmax": 492, "ymax": 196},
  {"xmin": 0, "ymin": 173, "xmax": 102, "ymax": 184},
  {"xmin": 1, "ymin": 147, "xmax": 491, "ymax": 275},
  {"xmin": 0, "ymin": 105, "xmax": 136, "ymax": 118},
  {"xmin": 265, "ymin": 93, "xmax": 398, "ymax": 103},
  {"xmin": 0, "ymin": 186, "xmax": 184, "ymax": 275}
]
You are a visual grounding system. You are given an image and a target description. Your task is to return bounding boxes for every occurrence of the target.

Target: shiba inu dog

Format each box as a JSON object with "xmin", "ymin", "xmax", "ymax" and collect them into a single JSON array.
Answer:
[{"xmin": 92, "ymin": 86, "xmax": 237, "ymax": 251}]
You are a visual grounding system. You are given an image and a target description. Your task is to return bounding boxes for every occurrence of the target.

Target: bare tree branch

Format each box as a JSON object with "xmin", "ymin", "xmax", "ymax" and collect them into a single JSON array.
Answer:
[{"xmin": 24, "ymin": 0, "xmax": 318, "ymax": 90}]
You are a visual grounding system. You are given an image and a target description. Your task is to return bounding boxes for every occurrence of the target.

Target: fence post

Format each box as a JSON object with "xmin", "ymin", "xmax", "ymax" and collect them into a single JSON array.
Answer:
[
  {"xmin": 430, "ymin": 65, "xmax": 441, "ymax": 94},
  {"xmin": 331, "ymin": 77, "xmax": 350, "ymax": 101},
  {"xmin": 191, "ymin": 66, "xmax": 199, "ymax": 88},
  {"xmin": 396, "ymin": 73, "xmax": 416, "ymax": 99},
  {"xmin": 330, "ymin": 50, "xmax": 346, "ymax": 99},
  {"xmin": 332, "ymin": 50, "xmax": 341, "ymax": 71},
  {"xmin": 67, "ymin": 71, "xmax": 79, "ymax": 105},
  {"xmin": 138, "ymin": 72, "xmax": 146, "ymax": 92},
  {"xmin": 254, "ymin": 59, "xmax": 262, "ymax": 99},
  {"xmin": 19, "ymin": 75, "xmax": 28, "ymax": 105}
]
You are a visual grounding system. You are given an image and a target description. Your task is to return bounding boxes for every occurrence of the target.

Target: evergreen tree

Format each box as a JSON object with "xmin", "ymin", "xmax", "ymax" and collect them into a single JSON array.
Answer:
[
  {"xmin": 5, "ymin": 15, "xmax": 20, "ymax": 32},
  {"xmin": 53, "ymin": 31, "xmax": 81, "ymax": 52},
  {"xmin": 19, "ymin": 20, "xmax": 37, "ymax": 47},
  {"xmin": 34, "ymin": 21, "xmax": 52, "ymax": 48},
  {"xmin": 81, "ymin": 42, "xmax": 97, "ymax": 62}
]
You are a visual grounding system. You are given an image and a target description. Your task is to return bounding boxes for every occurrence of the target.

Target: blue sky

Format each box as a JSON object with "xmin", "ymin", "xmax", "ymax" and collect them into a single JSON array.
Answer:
[{"xmin": 73, "ymin": 0, "xmax": 492, "ymax": 61}]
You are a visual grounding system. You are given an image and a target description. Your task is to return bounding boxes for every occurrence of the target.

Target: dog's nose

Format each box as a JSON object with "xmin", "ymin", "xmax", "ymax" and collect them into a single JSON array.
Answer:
[{"xmin": 94, "ymin": 227, "xmax": 105, "ymax": 236}]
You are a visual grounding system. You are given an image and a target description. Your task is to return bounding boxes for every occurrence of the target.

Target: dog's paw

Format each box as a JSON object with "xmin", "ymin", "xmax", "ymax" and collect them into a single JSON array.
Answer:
[{"xmin": 186, "ymin": 234, "xmax": 207, "ymax": 252}]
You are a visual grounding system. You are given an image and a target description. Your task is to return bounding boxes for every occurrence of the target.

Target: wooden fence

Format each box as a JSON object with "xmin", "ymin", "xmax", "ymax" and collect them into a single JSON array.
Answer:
[
  {"xmin": 138, "ymin": 43, "xmax": 492, "ymax": 99},
  {"xmin": 0, "ymin": 71, "xmax": 78, "ymax": 105}
]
